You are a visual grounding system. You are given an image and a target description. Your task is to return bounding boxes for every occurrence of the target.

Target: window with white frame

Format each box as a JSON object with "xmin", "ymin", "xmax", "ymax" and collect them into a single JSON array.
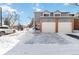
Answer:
[
  {"xmin": 54, "ymin": 11, "xmax": 61, "ymax": 16},
  {"xmin": 44, "ymin": 14, "xmax": 49, "ymax": 16},
  {"xmin": 55, "ymin": 14, "xmax": 60, "ymax": 16},
  {"xmin": 43, "ymin": 11, "xmax": 50, "ymax": 16},
  {"xmin": 54, "ymin": 13, "xmax": 61, "ymax": 16}
]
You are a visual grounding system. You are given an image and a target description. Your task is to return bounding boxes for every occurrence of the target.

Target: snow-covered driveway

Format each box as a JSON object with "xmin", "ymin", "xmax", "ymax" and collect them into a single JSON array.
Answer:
[
  {"xmin": 25, "ymin": 33, "xmax": 69, "ymax": 44},
  {"xmin": 4, "ymin": 31, "xmax": 79, "ymax": 55}
]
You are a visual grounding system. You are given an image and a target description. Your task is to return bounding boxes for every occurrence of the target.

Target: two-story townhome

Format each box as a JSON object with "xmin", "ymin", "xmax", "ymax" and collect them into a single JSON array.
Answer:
[{"xmin": 34, "ymin": 10, "xmax": 75, "ymax": 33}]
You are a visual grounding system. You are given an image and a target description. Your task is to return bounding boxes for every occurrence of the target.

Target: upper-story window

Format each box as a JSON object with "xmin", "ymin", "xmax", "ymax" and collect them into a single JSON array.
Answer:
[
  {"xmin": 50, "ymin": 12, "xmax": 53, "ymax": 16},
  {"xmin": 54, "ymin": 10, "xmax": 61, "ymax": 16},
  {"xmin": 43, "ymin": 10, "xmax": 50, "ymax": 16},
  {"xmin": 61, "ymin": 12, "xmax": 69, "ymax": 16},
  {"xmin": 44, "ymin": 14, "xmax": 49, "ymax": 16},
  {"xmin": 61, "ymin": 14, "xmax": 66, "ymax": 16},
  {"xmin": 69, "ymin": 14, "xmax": 74, "ymax": 16},
  {"xmin": 55, "ymin": 14, "xmax": 60, "ymax": 16}
]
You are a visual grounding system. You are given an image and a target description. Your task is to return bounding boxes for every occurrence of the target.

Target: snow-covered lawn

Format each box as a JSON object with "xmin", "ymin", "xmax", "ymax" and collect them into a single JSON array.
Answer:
[
  {"xmin": 0, "ymin": 31, "xmax": 26, "ymax": 55},
  {"xmin": 0, "ymin": 29, "xmax": 79, "ymax": 55},
  {"xmin": 0, "ymin": 36, "xmax": 19, "ymax": 55}
]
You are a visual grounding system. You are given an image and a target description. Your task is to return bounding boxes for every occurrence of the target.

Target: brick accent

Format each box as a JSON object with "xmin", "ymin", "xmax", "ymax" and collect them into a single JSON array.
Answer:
[
  {"xmin": 74, "ymin": 18, "xmax": 79, "ymax": 30},
  {"xmin": 40, "ymin": 19, "xmax": 42, "ymax": 32},
  {"xmin": 55, "ymin": 16, "xmax": 60, "ymax": 32},
  {"xmin": 72, "ymin": 17, "xmax": 74, "ymax": 32}
]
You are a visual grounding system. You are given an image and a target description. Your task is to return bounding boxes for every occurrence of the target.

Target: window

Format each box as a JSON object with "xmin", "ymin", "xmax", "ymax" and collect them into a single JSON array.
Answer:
[
  {"xmin": 44, "ymin": 14, "xmax": 49, "ymax": 16},
  {"xmin": 72, "ymin": 14, "xmax": 74, "ymax": 16},
  {"xmin": 55, "ymin": 14, "xmax": 60, "ymax": 16},
  {"xmin": 50, "ymin": 13, "xmax": 53, "ymax": 16},
  {"xmin": 61, "ymin": 14, "xmax": 66, "ymax": 16}
]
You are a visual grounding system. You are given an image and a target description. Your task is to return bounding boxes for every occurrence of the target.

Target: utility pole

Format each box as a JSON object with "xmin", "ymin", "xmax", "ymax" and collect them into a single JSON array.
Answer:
[{"xmin": 0, "ymin": 7, "xmax": 2, "ymax": 26}]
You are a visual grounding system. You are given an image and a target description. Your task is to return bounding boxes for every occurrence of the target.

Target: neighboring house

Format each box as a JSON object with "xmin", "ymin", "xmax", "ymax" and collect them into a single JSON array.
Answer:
[
  {"xmin": 34, "ymin": 10, "xmax": 79, "ymax": 33},
  {"xmin": 74, "ymin": 12, "xmax": 79, "ymax": 30}
]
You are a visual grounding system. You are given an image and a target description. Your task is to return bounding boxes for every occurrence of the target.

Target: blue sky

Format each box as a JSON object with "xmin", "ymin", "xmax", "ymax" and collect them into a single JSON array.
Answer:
[{"xmin": 1, "ymin": 3, "xmax": 79, "ymax": 25}]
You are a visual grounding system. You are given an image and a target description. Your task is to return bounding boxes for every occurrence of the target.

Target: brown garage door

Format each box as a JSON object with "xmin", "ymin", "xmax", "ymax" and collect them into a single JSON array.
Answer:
[{"xmin": 74, "ymin": 19, "xmax": 79, "ymax": 30}]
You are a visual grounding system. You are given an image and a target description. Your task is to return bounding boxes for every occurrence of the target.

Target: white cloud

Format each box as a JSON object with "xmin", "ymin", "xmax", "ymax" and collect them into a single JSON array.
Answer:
[
  {"xmin": 0, "ymin": 5, "xmax": 18, "ymax": 15},
  {"xmin": 35, "ymin": 8, "xmax": 42, "ymax": 11},
  {"xmin": 33, "ymin": 3, "xmax": 42, "ymax": 12},
  {"xmin": 33, "ymin": 7, "xmax": 42, "ymax": 11},
  {"xmin": 6, "ymin": 3, "xmax": 12, "ymax": 6},
  {"xmin": 36, "ymin": 3, "xmax": 39, "ymax": 7},
  {"xmin": 21, "ymin": 11, "xmax": 24, "ymax": 14},
  {"xmin": 64, "ymin": 3, "xmax": 70, "ymax": 5}
]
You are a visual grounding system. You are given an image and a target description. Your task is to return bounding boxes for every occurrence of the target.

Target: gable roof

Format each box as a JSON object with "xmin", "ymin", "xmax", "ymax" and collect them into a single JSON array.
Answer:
[
  {"xmin": 44, "ymin": 10, "xmax": 50, "ymax": 13},
  {"xmin": 54, "ymin": 10, "xmax": 69, "ymax": 13}
]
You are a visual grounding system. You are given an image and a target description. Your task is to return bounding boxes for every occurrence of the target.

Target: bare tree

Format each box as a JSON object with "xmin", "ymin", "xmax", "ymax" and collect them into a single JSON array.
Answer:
[
  {"xmin": 10, "ymin": 12, "xmax": 20, "ymax": 27},
  {"xmin": 4, "ymin": 17, "xmax": 10, "ymax": 26},
  {"xmin": 3, "ymin": 11, "xmax": 20, "ymax": 28}
]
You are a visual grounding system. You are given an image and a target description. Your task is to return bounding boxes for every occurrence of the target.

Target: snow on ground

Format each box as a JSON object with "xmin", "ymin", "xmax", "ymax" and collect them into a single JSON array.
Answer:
[
  {"xmin": 57, "ymin": 33, "xmax": 79, "ymax": 44},
  {"xmin": 3, "ymin": 29, "xmax": 79, "ymax": 55},
  {"xmin": 0, "ymin": 28, "xmax": 79, "ymax": 55},
  {"xmin": 0, "ymin": 36, "xmax": 18, "ymax": 55},
  {"xmin": 68, "ymin": 33, "xmax": 79, "ymax": 36},
  {"xmin": 0, "ymin": 30, "xmax": 26, "ymax": 55},
  {"xmin": 5, "ymin": 44, "xmax": 79, "ymax": 55},
  {"xmin": 68, "ymin": 30, "xmax": 79, "ymax": 36},
  {"xmin": 25, "ymin": 33, "xmax": 70, "ymax": 44}
]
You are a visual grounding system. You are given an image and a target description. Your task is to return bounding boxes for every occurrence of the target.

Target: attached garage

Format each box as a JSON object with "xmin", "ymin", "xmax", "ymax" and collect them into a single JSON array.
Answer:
[
  {"xmin": 58, "ymin": 17, "xmax": 73, "ymax": 33},
  {"xmin": 42, "ymin": 22, "xmax": 56, "ymax": 33},
  {"xmin": 58, "ymin": 22, "xmax": 72, "ymax": 33},
  {"xmin": 40, "ymin": 16, "xmax": 73, "ymax": 33},
  {"xmin": 40, "ymin": 17, "xmax": 56, "ymax": 33}
]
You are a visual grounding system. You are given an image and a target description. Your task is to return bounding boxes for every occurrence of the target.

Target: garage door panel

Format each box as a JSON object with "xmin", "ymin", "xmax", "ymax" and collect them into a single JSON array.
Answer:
[
  {"xmin": 41, "ymin": 18, "xmax": 72, "ymax": 33},
  {"xmin": 58, "ymin": 22, "xmax": 72, "ymax": 33},
  {"xmin": 42, "ymin": 22, "xmax": 55, "ymax": 33}
]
